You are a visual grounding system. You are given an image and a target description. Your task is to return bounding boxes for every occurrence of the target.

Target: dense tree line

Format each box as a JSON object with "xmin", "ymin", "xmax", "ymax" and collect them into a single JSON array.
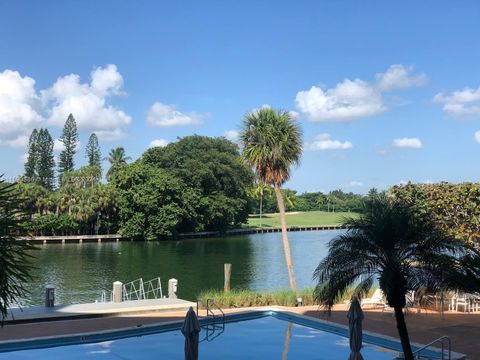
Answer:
[
  {"xmin": 250, "ymin": 188, "xmax": 370, "ymax": 214},
  {"xmin": 16, "ymin": 119, "xmax": 255, "ymax": 239},
  {"xmin": 390, "ymin": 182, "xmax": 480, "ymax": 245},
  {"xmin": 18, "ymin": 114, "xmax": 120, "ymax": 236}
]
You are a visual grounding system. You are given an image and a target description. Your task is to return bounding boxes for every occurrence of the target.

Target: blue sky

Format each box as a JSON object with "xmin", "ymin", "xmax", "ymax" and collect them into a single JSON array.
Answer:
[{"xmin": 1, "ymin": 0, "xmax": 479, "ymax": 193}]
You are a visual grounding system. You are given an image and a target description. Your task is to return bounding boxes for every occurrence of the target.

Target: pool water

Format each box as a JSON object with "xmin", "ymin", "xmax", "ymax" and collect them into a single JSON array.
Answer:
[{"xmin": 0, "ymin": 316, "xmax": 404, "ymax": 359}]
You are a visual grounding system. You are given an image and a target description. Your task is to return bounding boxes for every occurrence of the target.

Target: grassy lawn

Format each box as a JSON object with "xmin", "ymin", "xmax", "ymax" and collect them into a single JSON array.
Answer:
[{"xmin": 245, "ymin": 210, "xmax": 358, "ymax": 228}]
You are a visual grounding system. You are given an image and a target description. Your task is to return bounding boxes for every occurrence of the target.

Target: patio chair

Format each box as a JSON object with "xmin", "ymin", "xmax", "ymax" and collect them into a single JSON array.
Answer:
[
  {"xmin": 472, "ymin": 294, "xmax": 480, "ymax": 312},
  {"xmin": 361, "ymin": 288, "xmax": 385, "ymax": 309},
  {"xmin": 450, "ymin": 292, "xmax": 472, "ymax": 313}
]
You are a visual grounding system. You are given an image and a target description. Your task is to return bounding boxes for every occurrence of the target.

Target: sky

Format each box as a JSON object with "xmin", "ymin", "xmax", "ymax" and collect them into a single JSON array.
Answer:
[{"xmin": 1, "ymin": 0, "xmax": 479, "ymax": 194}]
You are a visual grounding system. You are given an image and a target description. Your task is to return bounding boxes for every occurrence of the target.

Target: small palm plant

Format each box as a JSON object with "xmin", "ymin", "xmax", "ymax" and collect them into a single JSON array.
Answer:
[
  {"xmin": 0, "ymin": 177, "xmax": 35, "ymax": 323},
  {"xmin": 314, "ymin": 194, "xmax": 480, "ymax": 360},
  {"xmin": 105, "ymin": 147, "xmax": 131, "ymax": 180},
  {"xmin": 240, "ymin": 107, "xmax": 302, "ymax": 290}
]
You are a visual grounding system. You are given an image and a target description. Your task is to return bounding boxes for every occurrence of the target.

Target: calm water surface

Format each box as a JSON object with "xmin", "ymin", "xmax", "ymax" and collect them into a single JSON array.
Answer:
[{"xmin": 24, "ymin": 230, "xmax": 343, "ymax": 305}]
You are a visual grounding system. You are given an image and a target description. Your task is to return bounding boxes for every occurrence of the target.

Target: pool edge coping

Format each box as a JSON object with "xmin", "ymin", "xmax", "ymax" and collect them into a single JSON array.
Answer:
[{"xmin": 0, "ymin": 307, "xmax": 467, "ymax": 359}]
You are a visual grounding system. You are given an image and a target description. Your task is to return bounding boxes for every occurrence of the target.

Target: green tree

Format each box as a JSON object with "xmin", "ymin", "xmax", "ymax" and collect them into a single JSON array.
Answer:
[
  {"xmin": 85, "ymin": 133, "xmax": 101, "ymax": 170},
  {"xmin": 240, "ymin": 108, "xmax": 303, "ymax": 291},
  {"xmin": 37, "ymin": 129, "xmax": 55, "ymax": 189},
  {"xmin": 390, "ymin": 182, "xmax": 480, "ymax": 245},
  {"xmin": 314, "ymin": 195, "xmax": 480, "ymax": 359},
  {"xmin": 0, "ymin": 177, "xmax": 35, "ymax": 322},
  {"xmin": 24, "ymin": 129, "xmax": 39, "ymax": 181},
  {"xmin": 58, "ymin": 114, "xmax": 78, "ymax": 181},
  {"xmin": 111, "ymin": 162, "xmax": 199, "ymax": 240},
  {"xmin": 105, "ymin": 147, "xmax": 131, "ymax": 180},
  {"xmin": 251, "ymin": 183, "xmax": 273, "ymax": 227},
  {"xmin": 142, "ymin": 135, "xmax": 254, "ymax": 231}
]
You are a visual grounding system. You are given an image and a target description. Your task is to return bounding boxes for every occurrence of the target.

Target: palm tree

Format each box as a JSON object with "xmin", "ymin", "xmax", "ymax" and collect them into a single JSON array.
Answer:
[
  {"xmin": 0, "ymin": 177, "xmax": 35, "ymax": 322},
  {"xmin": 314, "ymin": 195, "xmax": 480, "ymax": 359},
  {"xmin": 252, "ymin": 182, "xmax": 272, "ymax": 228},
  {"xmin": 240, "ymin": 107, "xmax": 302, "ymax": 290},
  {"xmin": 105, "ymin": 147, "xmax": 131, "ymax": 180}
]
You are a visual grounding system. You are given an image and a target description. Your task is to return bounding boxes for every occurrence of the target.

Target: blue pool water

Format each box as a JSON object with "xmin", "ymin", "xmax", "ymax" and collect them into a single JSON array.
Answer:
[{"xmin": 0, "ymin": 312, "xmax": 440, "ymax": 359}]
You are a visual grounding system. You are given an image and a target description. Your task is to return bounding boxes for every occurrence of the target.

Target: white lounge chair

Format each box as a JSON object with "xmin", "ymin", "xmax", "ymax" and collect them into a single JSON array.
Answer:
[
  {"xmin": 449, "ymin": 292, "xmax": 474, "ymax": 313},
  {"xmin": 361, "ymin": 289, "xmax": 386, "ymax": 309}
]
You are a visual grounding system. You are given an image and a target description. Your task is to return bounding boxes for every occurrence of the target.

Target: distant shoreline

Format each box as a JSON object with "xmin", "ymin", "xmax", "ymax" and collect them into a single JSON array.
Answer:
[{"xmin": 17, "ymin": 225, "xmax": 349, "ymax": 244}]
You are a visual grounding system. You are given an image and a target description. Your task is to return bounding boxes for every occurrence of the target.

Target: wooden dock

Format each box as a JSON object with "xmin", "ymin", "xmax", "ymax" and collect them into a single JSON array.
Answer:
[
  {"xmin": 17, "ymin": 225, "xmax": 348, "ymax": 243},
  {"xmin": 177, "ymin": 224, "xmax": 348, "ymax": 239},
  {"xmin": 17, "ymin": 234, "xmax": 125, "ymax": 244}
]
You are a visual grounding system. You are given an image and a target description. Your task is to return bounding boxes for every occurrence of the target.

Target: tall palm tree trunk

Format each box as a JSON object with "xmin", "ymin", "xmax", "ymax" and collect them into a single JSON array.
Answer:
[
  {"xmin": 394, "ymin": 307, "xmax": 414, "ymax": 360},
  {"xmin": 274, "ymin": 183, "xmax": 297, "ymax": 291}
]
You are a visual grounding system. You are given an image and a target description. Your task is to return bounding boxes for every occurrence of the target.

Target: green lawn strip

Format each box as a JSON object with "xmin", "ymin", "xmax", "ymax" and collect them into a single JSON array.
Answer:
[{"xmin": 245, "ymin": 210, "xmax": 358, "ymax": 228}]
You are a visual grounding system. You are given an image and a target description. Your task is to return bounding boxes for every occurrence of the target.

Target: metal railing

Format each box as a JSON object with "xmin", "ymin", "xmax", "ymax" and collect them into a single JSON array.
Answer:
[
  {"xmin": 196, "ymin": 298, "xmax": 225, "ymax": 342},
  {"xmin": 122, "ymin": 277, "xmax": 163, "ymax": 301},
  {"xmin": 98, "ymin": 277, "xmax": 163, "ymax": 303},
  {"xmin": 100, "ymin": 290, "xmax": 113, "ymax": 303},
  {"xmin": 413, "ymin": 335, "xmax": 451, "ymax": 360}
]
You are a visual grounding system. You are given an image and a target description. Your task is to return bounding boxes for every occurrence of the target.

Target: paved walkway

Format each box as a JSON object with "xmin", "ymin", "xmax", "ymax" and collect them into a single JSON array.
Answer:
[
  {"xmin": 0, "ymin": 305, "xmax": 478, "ymax": 359},
  {"xmin": 5, "ymin": 298, "xmax": 195, "ymax": 323},
  {"xmin": 294, "ymin": 305, "xmax": 480, "ymax": 360}
]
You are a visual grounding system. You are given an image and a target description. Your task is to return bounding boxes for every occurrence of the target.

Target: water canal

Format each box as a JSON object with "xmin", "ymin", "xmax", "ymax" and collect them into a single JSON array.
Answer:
[{"xmin": 23, "ymin": 230, "xmax": 343, "ymax": 305}]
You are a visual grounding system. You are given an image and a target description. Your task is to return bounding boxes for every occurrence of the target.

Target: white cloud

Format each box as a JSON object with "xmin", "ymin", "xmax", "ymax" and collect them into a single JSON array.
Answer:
[
  {"xmin": 289, "ymin": 110, "xmax": 300, "ymax": 119},
  {"xmin": 434, "ymin": 87, "xmax": 480, "ymax": 117},
  {"xmin": 0, "ymin": 65, "xmax": 132, "ymax": 148},
  {"xmin": 349, "ymin": 181, "xmax": 364, "ymax": 187},
  {"xmin": 295, "ymin": 64, "xmax": 426, "ymax": 122},
  {"xmin": 305, "ymin": 134, "xmax": 353, "ymax": 151},
  {"xmin": 392, "ymin": 137, "xmax": 422, "ymax": 149},
  {"xmin": 296, "ymin": 80, "xmax": 384, "ymax": 122},
  {"xmin": 90, "ymin": 64, "xmax": 124, "ymax": 97},
  {"xmin": 475, "ymin": 131, "xmax": 480, "ymax": 144},
  {"xmin": 4, "ymin": 135, "xmax": 29, "ymax": 148},
  {"xmin": 0, "ymin": 70, "xmax": 43, "ymax": 140},
  {"xmin": 43, "ymin": 65, "xmax": 131, "ymax": 138},
  {"xmin": 20, "ymin": 153, "xmax": 28, "ymax": 164},
  {"xmin": 95, "ymin": 129, "xmax": 127, "ymax": 141},
  {"xmin": 149, "ymin": 138, "xmax": 170, "ymax": 148},
  {"xmin": 375, "ymin": 64, "xmax": 427, "ymax": 91},
  {"xmin": 147, "ymin": 102, "xmax": 203, "ymax": 127},
  {"xmin": 224, "ymin": 130, "xmax": 239, "ymax": 142},
  {"xmin": 53, "ymin": 139, "xmax": 64, "ymax": 152}
]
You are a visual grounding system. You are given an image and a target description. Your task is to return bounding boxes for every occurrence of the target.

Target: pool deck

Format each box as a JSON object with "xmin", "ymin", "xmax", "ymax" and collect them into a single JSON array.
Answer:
[
  {"xmin": 0, "ymin": 304, "xmax": 478, "ymax": 359},
  {"xmin": 3, "ymin": 298, "xmax": 196, "ymax": 324}
]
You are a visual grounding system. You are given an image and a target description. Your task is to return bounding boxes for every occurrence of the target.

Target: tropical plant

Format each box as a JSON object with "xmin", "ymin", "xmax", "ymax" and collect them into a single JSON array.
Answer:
[
  {"xmin": 105, "ymin": 147, "xmax": 131, "ymax": 180},
  {"xmin": 240, "ymin": 107, "xmax": 303, "ymax": 290},
  {"xmin": 24, "ymin": 129, "xmax": 39, "ymax": 181},
  {"xmin": 85, "ymin": 133, "xmax": 102, "ymax": 171},
  {"xmin": 314, "ymin": 195, "xmax": 480, "ymax": 359},
  {"xmin": 36, "ymin": 128, "xmax": 55, "ymax": 189},
  {"xmin": 251, "ymin": 182, "xmax": 273, "ymax": 228},
  {"xmin": 0, "ymin": 177, "xmax": 35, "ymax": 322},
  {"xmin": 58, "ymin": 114, "xmax": 79, "ymax": 181}
]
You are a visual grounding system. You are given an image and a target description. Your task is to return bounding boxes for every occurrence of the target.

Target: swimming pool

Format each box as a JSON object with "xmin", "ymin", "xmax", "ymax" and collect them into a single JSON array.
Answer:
[{"xmin": 0, "ymin": 310, "xmax": 455, "ymax": 359}]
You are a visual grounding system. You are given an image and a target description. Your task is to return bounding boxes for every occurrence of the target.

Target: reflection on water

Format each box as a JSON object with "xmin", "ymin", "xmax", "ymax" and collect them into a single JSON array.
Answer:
[{"xmin": 24, "ymin": 230, "xmax": 343, "ymax": 305}]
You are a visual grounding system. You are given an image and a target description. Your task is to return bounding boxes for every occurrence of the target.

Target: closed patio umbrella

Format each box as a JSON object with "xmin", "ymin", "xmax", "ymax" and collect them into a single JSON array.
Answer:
[
  {"xmin": 347, "ymin": 298, "xmax": 364, "ymax": 360},
  {"xmin": 181, "ymin": 307, "xmax": 201, "ymax": 360}
]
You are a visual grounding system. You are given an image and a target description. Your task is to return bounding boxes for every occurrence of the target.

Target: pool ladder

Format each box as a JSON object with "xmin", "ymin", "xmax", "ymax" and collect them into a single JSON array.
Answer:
[
  {"xmin": 412, "ymin": 335, "xmax": 451, "ymax": 360},
  {"xmin": 196, "ymin": 298, "xmax": 225, "ymax": 342}
]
